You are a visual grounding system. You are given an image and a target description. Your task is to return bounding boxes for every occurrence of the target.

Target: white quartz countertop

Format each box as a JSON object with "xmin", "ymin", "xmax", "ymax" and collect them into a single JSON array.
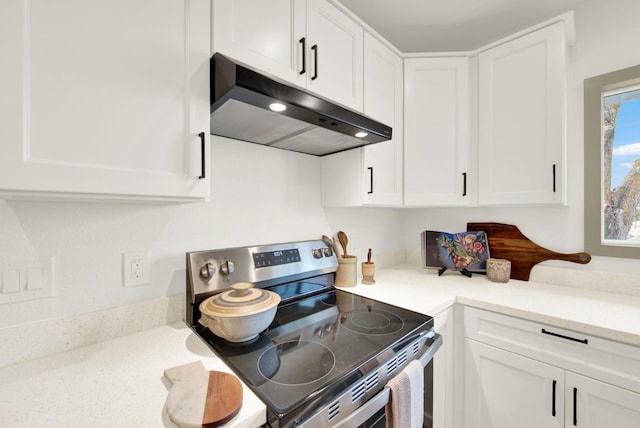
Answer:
[
  {"xmin": 340, "ymin": 265, "xmax": 640, "ymax": 347},
  {"xmin": 2, "ymin": 265, "xmax": 640, "ymax": 428},
  {"xmin": 0, "ymin": 322, "xmax": 265, "ymax": 428}
]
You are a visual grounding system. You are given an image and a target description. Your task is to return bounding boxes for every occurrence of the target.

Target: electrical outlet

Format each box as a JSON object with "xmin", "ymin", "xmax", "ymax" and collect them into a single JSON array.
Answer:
[{"xmin": 123, "ymin": 252, "xmax": 149, "ymax": 287}]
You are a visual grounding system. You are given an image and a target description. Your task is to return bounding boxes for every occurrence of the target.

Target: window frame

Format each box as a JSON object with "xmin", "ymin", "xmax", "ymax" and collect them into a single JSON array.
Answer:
[{"xmin": 584, "ymin": 64, "xmax": 640, "ymax": 258}]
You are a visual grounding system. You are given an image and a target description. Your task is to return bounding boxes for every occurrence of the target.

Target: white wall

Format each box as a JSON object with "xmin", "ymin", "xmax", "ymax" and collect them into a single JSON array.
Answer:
[
  {"xmin": 0, "ymin": 137, "xmax": 403, "ymax": 328},
  {"xmin": 0, "ymin": 138, "xmax": 316, "ymax": 327},
  {"xmin": 3, "ymin": 0, "xmax": 640, "ymax": 330},
  {"xmin": 401, "ymin": 0, "xmax": 640, "ymax": 278}
]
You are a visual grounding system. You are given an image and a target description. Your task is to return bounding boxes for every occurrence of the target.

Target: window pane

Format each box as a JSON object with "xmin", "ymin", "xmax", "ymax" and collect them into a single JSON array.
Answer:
[{"xmin": 602, "ymin": 86, "xmax": 640, "ymax": 245}]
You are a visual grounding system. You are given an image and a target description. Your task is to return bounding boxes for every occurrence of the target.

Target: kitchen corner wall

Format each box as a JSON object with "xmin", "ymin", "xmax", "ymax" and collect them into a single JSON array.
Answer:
[
  {"xmin": 0, "ymin": 137, "xmax": 402, "ymax": 329},
  {"xmin": 401, "ymin": 0, "xmax": 640, "ymax": 280}
]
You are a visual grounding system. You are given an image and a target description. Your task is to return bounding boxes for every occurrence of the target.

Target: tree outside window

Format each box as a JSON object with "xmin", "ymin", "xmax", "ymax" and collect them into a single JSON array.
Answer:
[{"xmin": 602, "ymin": 86, "xmax": 640, "ymax": 244}]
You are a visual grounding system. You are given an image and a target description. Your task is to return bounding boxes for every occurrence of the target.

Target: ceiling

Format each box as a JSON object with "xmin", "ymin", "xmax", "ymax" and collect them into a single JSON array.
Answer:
[{"xmin": 337, "ymin": 0, "xmax": 584, "ymax": 52}]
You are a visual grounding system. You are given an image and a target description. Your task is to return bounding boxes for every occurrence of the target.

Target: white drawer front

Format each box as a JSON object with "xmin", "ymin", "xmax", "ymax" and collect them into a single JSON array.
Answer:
[{"xmin": 464, "ymin": 306, "xmax": 640, "ymax": 393}]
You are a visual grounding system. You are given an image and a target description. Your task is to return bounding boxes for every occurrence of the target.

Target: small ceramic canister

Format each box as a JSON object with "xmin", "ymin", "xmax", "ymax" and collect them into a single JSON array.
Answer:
[
  {"xmin": 487, "ymin": 258, "xmax": 511, "ymax": 283},
  {"xmin": 361, "ymin": 262, "xmax": 375, "ymax": 285},
  {"xmin": 335, "ymin": 256, "xmax": 357, "ymax": 287}
]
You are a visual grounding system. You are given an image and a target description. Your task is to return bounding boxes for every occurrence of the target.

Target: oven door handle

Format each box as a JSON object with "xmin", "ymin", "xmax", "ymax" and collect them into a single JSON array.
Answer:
[
  {"xmin": 419, "ymin": 331, "xmax": 443, "ymax": 368},
  {"xmin": 333, "ymin": 332, "xmax": 443, "ymax": 428}
]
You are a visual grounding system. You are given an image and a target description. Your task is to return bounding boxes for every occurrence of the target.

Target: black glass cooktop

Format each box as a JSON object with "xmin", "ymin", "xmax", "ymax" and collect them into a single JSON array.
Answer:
[{"xmin": 196, "ymin": 284, "xmax": 433, "ymax": 419}]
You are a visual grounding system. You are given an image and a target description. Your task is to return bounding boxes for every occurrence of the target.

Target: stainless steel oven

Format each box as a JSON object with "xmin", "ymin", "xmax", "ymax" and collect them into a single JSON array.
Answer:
[{"xmin": 186, "ymin": 240, "xmax": 442, "ymax": 427}]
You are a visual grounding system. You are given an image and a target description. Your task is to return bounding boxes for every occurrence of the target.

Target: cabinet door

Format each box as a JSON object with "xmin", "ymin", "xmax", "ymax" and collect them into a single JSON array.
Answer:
[
  {"xmin": 478, "ymin": 22, "xmax": 566, "ymax": 205},
  {"xmin": 433, "ymin": 308, "xmax": 453, "ymax": 428},
  {"xmin": 320, "ymin": 149, "xmax": 364, "ymax": 207},
  {"xmin": 320, "ymin": 32, "xmax": 398, "ymax": 208},
  {"xmin": 362, "ymin": 33, "xmax": 403, "ymax": 206},
  {"xmin": 0, "ymin": 0, "xmax": 210, "ymax": 201},
  {"xmin": 212, "ymin": 0, "xmax": 306, "ymax": 87},
  {"xmin": 306, "ymin": 0, "xmax": 363, "ymax": 111},
  {"xmin": 404, "ymin": 57, "xmax": 470, "ymax": 206},
  {"xmin": 567, "ymin": 372, "xmax": 640, "ymax": 428},
  {"xmin": 465, "ymin": 340, "xmax": 564, "ymax": 428}
]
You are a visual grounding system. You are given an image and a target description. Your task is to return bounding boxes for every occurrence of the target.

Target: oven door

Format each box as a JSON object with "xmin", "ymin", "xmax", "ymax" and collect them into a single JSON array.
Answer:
[{"xmin": 337, "ymin": 332, "xmax": 442, "ymax": 428}]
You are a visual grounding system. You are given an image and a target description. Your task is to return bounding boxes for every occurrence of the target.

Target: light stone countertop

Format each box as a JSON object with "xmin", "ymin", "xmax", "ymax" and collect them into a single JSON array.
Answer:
[
  {"xmin": 339, "ymin": 264, "xmax": 640, "ymax": 347},
  {"xmin": 1, "ymin": 264, "xmax": 639, "ymax": 428},
  {"xmin": 0, "ymin": 322, "xmax": 266, "ymax": 428}
]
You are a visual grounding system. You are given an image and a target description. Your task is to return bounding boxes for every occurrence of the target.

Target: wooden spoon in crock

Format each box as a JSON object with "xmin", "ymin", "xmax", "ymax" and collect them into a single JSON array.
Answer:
[{"xmin": 337, "ymin": 231, "xmax": 348, "ymax": 257}]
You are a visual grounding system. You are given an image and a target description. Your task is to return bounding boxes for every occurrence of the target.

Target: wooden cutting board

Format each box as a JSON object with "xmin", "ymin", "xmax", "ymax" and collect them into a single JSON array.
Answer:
[
  {"xmin": 164, "ymin": 361, "xmax": 243, "ymax": 428},
  {"xmin": 467, "ymin": 222, "xmax": 591, "ymax": 281}
]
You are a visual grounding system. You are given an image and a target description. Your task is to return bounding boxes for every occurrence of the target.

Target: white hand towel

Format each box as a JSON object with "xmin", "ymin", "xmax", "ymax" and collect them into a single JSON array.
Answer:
[{"xmin": 385, "ymin": 359, "xmax": 424, "ymax": 428}]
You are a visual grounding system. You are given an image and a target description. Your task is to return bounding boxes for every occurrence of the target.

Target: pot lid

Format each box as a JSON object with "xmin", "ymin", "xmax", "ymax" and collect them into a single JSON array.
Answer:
[{"xmin": 200, "ymin": 282, "xmax": 280, "ymax": 317}]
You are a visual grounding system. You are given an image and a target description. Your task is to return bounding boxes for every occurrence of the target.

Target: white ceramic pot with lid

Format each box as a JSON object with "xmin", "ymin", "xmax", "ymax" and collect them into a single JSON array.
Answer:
[{"xmin": 199, "ymin": 282, "xmax": 281, "ymax": 343}]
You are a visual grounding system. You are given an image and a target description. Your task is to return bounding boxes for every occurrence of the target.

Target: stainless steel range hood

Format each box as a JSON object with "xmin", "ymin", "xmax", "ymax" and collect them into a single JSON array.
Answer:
[{"xmin": 210, "ymin": 53, "xmax": 392, "ymax": 156}]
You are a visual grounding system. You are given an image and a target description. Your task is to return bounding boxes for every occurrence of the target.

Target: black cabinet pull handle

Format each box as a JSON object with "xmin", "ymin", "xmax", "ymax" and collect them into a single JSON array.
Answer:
[
  {"xmin": 462, "ymin": 172, "xmax": 467, "ymax": 196},
  {"xmin": 299, "ymin": 37, "xmax": 306, "ymax": 75},
  {"xmin": 198, "ymin": 132, "xmax": 206, "ymax": 180},
  {"xmin": 573, "ymin": 387, "xmax": 578, "ymax": 426},
  {"xmin": 311, "ymin": 44, "xmax": 318, "ymax": 80},
  {"xmin": 541, "ymin": 328, "xmax": 588, "ymax": 344},
  {"xmin": 552, "ymin": 164, "xmax": 556, "ymax": 192},
  {"xmin": 367, "ymin": 167, "xmax": 373, "ymax": 194},
  {"xmin": 552, "ymin": 380, "xmax": 557, "ymax": 416}
]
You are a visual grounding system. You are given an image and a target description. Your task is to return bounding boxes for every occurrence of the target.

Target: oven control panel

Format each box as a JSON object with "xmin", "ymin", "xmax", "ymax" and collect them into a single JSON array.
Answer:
[
  {"xmin": 253, "ymin": 248, "xmax": 301, "ymax": 268},
  {"xmin": 187, "ymin": 240, "xmax": 338, "ymax": 301}
]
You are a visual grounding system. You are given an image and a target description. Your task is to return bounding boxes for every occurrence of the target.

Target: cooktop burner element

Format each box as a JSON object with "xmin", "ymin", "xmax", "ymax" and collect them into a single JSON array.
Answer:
[
  {"xmin": 258, "ymin": 340, "xmax": 336, "ymax": 385},
  {"xmin": 341, "ymin": 309, "xmax": 404, "ymax": 335}
]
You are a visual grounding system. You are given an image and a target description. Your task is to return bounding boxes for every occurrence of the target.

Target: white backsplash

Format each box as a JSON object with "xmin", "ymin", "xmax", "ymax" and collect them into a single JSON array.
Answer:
[
  {"xmin": 0, "ymin": 295, "xmax": 182, "ymax": 368},
  {"xmin": 0, "ymin": 137, "xmax": 329, "ymax": 329},
  {"xmin": 0, "ymin": 137, "xmax": 407, "ymax": 332}
]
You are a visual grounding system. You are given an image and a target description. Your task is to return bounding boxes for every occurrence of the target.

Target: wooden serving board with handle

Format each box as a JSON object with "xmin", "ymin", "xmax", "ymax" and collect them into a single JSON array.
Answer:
[
  {"xmin": 467, "ymin": 222, "xmax": 591, "ymax": 281},
  {"xmin": 164, "ymin": 361, "xmax": 243, "ymax": 428}
]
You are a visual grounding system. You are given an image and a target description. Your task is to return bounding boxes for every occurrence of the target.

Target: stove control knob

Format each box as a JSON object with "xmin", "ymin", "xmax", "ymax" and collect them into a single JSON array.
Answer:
[
  {"xmin": 199, "ymin": 262, "xmax": 216, "ymax": 280},
  {"xmin": 220, "ymin": 260, "xmax": 235, "ymax": 275},
  {"xmin": 312, "ymin": 248, "xmax": 323, "ymax": 259},
  {"xmin": 322, "ymin": 247, "xmax": 333, "ymax": 257}
]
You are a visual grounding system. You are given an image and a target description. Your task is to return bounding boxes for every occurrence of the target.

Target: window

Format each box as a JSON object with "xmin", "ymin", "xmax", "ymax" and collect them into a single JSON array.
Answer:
[{"xmin": 584, "ymin": 65, "xmax": 640, "ymax": 258}]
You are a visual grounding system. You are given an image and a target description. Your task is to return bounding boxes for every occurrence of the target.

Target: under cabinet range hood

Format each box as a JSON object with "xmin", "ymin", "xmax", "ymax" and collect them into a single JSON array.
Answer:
[{"xmin": 210, "ymin": 53, "xmax": 392, "ymax": 156}]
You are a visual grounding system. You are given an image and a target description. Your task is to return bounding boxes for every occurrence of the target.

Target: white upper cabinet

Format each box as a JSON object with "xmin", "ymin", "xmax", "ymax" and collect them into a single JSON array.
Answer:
[
  {"xmin": 211, "ymin": 0, "xmax": 306, "ymax": 87},
  {"xmin": 362, "ymin": 33, "xmax": 403, "ymax": 206},
  {"xmin": 212, "ymin": 0, "xmax": 363, "ymax": 112},
  {"xmin": 305, "ymin": 0, "xmax": 363, "ymax": 111},
  {"xmin": 404, "ymin": 57, "xmax": 471, "ymax": 206},
  {"xmin": 478, "ymin": 22, "xmax": 566, "ymax": 206},
  {"xmin": 320, "ymin": 32, "xmax": 402, "ymax": 207},
  {"xmin": 0, "ymin": 0, "xmax": 210, "ymax": 201}
]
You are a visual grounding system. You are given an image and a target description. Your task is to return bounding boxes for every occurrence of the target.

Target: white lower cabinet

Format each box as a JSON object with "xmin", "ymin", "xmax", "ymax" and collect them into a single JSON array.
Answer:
[
  {"xmin": 463, "ymin": 307, "xmax": 640, "ymax": 428},
  {"xmin": 465, "ymin": 340, "xmax": 564, "ymax": 428},
  {"xmin": 567, "ymin": 372, "xmax": 640, "ymax": 428}
]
